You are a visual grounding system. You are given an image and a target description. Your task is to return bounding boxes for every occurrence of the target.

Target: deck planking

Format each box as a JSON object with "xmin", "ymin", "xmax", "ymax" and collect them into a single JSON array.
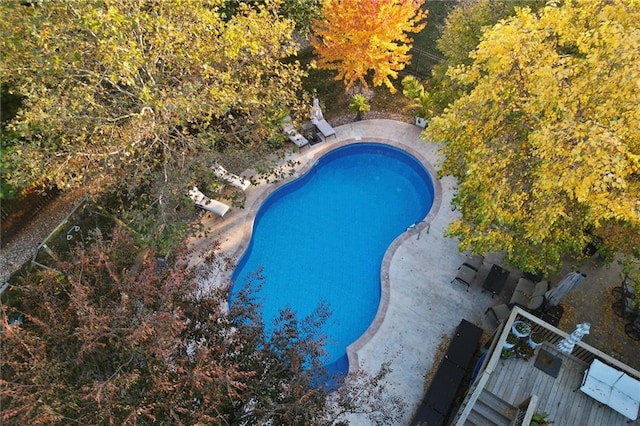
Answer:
[{"xmin": 484, "ymin": 344, "xmax": 636, "ymax": 425}]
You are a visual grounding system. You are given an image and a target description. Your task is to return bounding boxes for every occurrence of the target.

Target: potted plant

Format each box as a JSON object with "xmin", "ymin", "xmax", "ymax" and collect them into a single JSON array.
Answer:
[
  {"xmin": 512, "ymin": 320, "xmax": 532, "ymax": 338},
  {"xmin": 528, "ymin": 332, "xmax": 544, "ymax": 349},
  {"xmin": 530, "ymin": 412, "xmax": 553, "ymax": 425},
  {"xmin": 501, "ymin": 348, "xmax": 515, "ymax": 359},
  {"xmin": 517, "ymin": 342, "xmax": 534, "ymax": 361},
  {"xmin": 504, "ymin": 333, "xmax": 518, "ymax": 349},
  {"xmin": 401, "ymin": 76, "xmax": 431, "ymax": 128},
  {"xmin": 349, "ymin": 94, "xmax": 370, "ymax": 121}
]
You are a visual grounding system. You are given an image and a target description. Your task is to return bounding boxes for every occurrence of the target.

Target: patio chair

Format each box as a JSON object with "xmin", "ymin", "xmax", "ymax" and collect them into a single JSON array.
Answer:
[
  {"xmin": 188, "ymin": 186, "xmax": 230, "ymax": 217},
  {"xmin": 485, "ymin": 304, "xmax": 511, "ymax": 324},
  {"xmin": 508, "ymin": 277, "xmax": 549, "ymax": 312},
  {"xmin": 310, "ymin": 98, "xmax": 336, "ymax": 140},
  {"xmin": 451, "ymin": 264, "xmax": 477, "ymax": 291},
  {"xmin": 211, "ymin": 163, "xmax": 250, "ymax": 191},
  {"xmin": 463, "ymin": 254, "xmax": 484, "ymax": 272},
  {"xmin": 280, "ymin": 115, "xmax": 309, "ymax": 148}
]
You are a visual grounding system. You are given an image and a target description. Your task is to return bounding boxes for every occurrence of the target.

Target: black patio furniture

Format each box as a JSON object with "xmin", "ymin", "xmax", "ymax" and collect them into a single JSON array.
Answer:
[
  {"xmin": 451, "ymin": 264, "xmax": 477, "ymax": 291},
  {"xmin": 538, "ymin": 304, "xmax": 564, "ymax": 327},
  {"xmin": 485, "ymin": 304, "xmax": 511, "ymax": 325},
  {"xmin": 462, "ymin": 254, "xmax": 484, "ymax": 272},
  {"xmin": 625, "ymin": 317, "xmax": 640, "ymax": 341},
  {"xmin": 412, "ymin": 319, "xmax": 483, "ymax": 426},
  {"xmin": 612, "ymin": 274, "xmax": 636, "ymax": 300},
  {"xmin": 612, "ymin": 296, "xmax": 639, "ymax": 320},
  {"xmin": 445, "ymin": 319, "xmax": 484, "ymax": 369},
  {"xmin": 482, "ymin": 264, "xmax": 510, "ymax": 298}
]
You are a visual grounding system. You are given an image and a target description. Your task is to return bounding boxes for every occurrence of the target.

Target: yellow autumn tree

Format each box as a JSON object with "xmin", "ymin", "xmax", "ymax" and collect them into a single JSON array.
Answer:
[
  {"xmin": 426, "ymin": 0, "xmax": 640, "ymax": 274},
  {"xmin": 311, "ymin": 0, "xmax": 427, "ymax": 93},
  {"xmin": 0, "ymin": 0, "xmax": 306, "ymax": 247}
]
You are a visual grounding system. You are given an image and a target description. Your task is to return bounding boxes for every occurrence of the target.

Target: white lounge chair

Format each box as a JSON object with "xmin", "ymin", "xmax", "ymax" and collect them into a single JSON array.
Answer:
[
  {"xmin": 211, "ymin": 163, "xmax": 250, "ymax": 191},
  {"xmin": 310, "ymin": 98, "xmax": 336, "ymax": 139},
  {"xmin": 280, "ymin": 115, "xmax": 309, "ymax": 148},
  {"xmin": 188, "ymin": 186, "xmax": 230, "ymax": 217}
]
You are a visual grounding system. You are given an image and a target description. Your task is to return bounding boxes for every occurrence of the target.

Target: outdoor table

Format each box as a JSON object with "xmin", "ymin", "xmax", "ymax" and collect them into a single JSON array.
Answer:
[
  {"xmin": 482, "ymin": 264, "xmax": 510, "ymax": 298},
  {"xmin": 538, "ymin": 305, "xmax": 564, "ymax": 327}
]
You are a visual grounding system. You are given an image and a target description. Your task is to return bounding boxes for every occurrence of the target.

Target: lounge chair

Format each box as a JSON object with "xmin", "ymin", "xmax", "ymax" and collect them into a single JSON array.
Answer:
[
  {"xmin": 451, "ymin": 264, "xmax": 477, "ymax": 291},
  {"xmin": 310, "ymin": 98, "xmax": 336, "ymax": 139},
  {"xmin": 485, "ymin": 304, "xmax": 511, "ymax": 324},
  {"xmin": 188, "ymin": 186, "xmax": 230, "ymax": 217},
  {"xmin": 211, "ymin": 163, "xmax": 250, "ymax": 191},
  {"xmin": 280, "ymin": 115, "xmax": 309, "ymax": 148},
  {"xmin": 463, "ymin": 254, "xmax": 484, "ymax": 272}
]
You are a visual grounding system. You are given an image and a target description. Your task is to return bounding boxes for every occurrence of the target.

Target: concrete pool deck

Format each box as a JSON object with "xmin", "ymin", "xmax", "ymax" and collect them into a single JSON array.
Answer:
[{"xmin": 188, "ymin": 119, "xmax": 514, "ymax": 424}]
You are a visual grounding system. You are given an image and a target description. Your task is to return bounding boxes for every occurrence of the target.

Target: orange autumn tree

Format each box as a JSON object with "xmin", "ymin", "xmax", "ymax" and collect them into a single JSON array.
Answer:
[{"xmin": 311, "ymin": 0, "xmax": 427, "ymax": 93}]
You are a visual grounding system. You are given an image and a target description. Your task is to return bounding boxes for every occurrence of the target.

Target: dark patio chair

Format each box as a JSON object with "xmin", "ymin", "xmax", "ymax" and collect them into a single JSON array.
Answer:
[
  {"xmin": 451, "ymin": 264, "xmax": 477, "ymax": 291},
  {"xmin": 485, "ymin": 304, "xmax": 511, "ymax": 324},
  {"xmin": 463, "ymin": 254, "xmax": 484, "ymax": 272}
]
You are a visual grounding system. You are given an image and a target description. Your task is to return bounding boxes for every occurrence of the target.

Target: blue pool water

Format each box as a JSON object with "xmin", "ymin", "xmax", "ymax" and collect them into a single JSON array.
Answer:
[{"xmin": 230, "ymin": 143, "xmax": 434, "ymax": 374}]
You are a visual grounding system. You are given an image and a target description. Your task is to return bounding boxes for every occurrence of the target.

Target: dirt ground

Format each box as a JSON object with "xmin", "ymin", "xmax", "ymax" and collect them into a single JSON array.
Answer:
[
  {"xmin": 495, "ymin": 255, "xmax": 640, "ymax": 372},
  {"xmin": 553, "ymin": 256, "xmax": 640, "ymax": 371}
]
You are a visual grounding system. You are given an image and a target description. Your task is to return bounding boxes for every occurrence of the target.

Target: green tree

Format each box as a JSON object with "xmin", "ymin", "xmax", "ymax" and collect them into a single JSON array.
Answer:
[
  {"xmin": 1, "ymin": 229, "xmax": 405, "ymax": 424},
  {"xmin": 423, "ymin": 0, "xmax": 545, "ymax": 114},
  {"xmin": 0, "ymin": 1, "xmax": 307, "ymax": 245},
  {"xmin": 426, "ymin": 0, "xmax": 640, "ymax": 274},
  {"xmin": 311, "ymin": 0, "xmax": 427, "ymax": 93},
  {"xmin": 221, "ymin": 0, "xmax": 322, "ymax": 34}
]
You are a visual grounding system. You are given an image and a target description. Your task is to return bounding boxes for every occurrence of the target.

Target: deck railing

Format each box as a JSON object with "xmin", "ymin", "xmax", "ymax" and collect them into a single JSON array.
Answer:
[
  {"xmin": 453, "ymin": 306, "xmax": 640, "ymax": 425},
  {"xmin": 514, "ymin": 308, "xmax": 640, "ymax": 378},
  {"xmin": 511, "ymin": 395, "xmax": 538, "ymax": 426}
]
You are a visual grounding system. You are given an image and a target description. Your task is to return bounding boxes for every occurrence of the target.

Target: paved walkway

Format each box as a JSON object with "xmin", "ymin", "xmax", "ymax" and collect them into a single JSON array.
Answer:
[{"xmin": 188, "ymin": 119, "xmax": 506, "ymax": 424}]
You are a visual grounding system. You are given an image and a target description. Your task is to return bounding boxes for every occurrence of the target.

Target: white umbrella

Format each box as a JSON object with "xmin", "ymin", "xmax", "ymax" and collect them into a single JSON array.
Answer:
[
  {"xmin": 545, "ymin": 271, "xmax": 586, "ymax": 307},
  {"xmin": 557, "ymin": 322, "xmax": 591, "ymax": 354}
]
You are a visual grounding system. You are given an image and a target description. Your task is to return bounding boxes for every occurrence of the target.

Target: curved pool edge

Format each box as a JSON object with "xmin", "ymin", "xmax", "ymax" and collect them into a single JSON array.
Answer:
[
  {"xmin": 343, "ymin": 142, "xmax": 442, "ymax": 375},
  {"xmin": 226, "ymin": 133, "xmax": 442, "ymax": 379}
]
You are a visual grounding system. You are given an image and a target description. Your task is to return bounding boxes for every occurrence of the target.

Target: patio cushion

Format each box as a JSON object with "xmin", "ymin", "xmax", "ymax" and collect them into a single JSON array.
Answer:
[
  {"xmin": 527, "ymin": 295, "xmax": 545, "ymax": 311},
  {"xmin": 515, "ymin": 277, "xmax": 536, "ymax": 296},
  {"xmin": 510, "ymin": 290, "xmax": 530, "ymax": 308},
  {"xmin": 533, "ymin": 280, "xmax": 550, "ymax": 297}
]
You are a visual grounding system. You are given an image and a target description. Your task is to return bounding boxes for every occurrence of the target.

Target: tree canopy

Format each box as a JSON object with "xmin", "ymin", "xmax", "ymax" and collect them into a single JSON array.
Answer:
[
  {"xmin": 413, "ymin": 0, "xmax": 545, "ymax": 116},
  {"xmin": 310, "ymin": 0, "xmax": 427, "ymax": 93},
  {"xmin": 0, "ymin": 0, "xmax": 307, "ymax": 246},
  {"xmin": 1, "ymin": 228, "xmax": 404, "ymax": 425},
  {"xmin": 426, "ymin": 0, "xmax": 640, "ymax": 273}
]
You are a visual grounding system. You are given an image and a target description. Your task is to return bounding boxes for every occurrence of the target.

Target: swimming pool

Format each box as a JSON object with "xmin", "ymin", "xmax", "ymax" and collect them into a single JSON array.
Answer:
[{"xmin": 230, "ymin": 143, "xmax": 435, "ymax": 374}]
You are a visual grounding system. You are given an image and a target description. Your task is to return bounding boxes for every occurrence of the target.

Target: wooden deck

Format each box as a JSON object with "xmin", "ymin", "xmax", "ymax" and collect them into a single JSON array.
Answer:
[
  {"xmin": 486, "ymin": 342, "xmax": 634, "ymax": 425},
  {"xmin": 454, "ymin": 307, "xmax": 640, "ymax": 425}
]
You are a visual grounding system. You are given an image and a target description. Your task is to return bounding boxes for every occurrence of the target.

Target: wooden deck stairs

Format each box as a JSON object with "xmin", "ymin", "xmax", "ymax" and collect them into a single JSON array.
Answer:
[{"xmin": 464, "ymin": 389, "xmax": 516, "ymax": 426}]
